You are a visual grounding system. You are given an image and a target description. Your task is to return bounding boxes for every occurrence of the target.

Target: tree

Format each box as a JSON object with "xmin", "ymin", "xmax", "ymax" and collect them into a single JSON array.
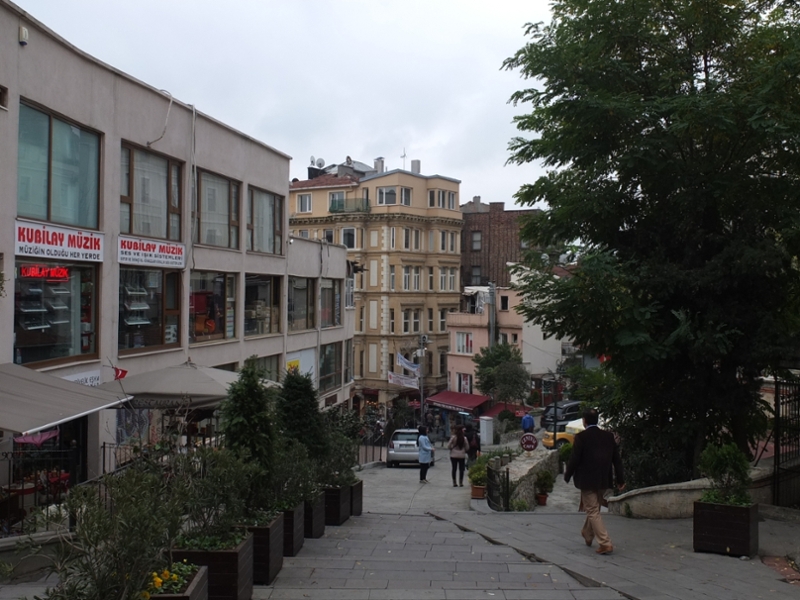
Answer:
[
  {"xmin": 473, "ymin": 343, "xmax": 531, "ymax": 406},
  {"xmin": 505, "ymin": 1, "xmax": 800, "ymax": 483},
  {"xmin": 276, "ymin": 368, "xmax": 328, "ymax": 459}
]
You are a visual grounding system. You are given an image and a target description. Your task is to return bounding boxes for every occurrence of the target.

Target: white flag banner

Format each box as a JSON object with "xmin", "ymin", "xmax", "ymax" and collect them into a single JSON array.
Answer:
[
  {"xmin": 388, "ymin": 371, "xmax": 419, "ymax": 389},
  {"xmin": 396, "ymin": 353, "xmax": 421, "ymax": 376}
]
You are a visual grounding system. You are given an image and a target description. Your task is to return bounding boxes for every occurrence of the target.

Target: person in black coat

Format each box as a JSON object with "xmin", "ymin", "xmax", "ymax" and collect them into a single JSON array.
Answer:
[{"xmin": 564, "ymin": 408, "xmax": 625, "ymax": 555}]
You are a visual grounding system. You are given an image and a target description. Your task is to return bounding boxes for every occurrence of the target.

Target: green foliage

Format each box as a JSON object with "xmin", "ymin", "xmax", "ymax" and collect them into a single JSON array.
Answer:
[
  {"xmin": 698, "ymin": 443, "xmax": 752, "ymax": 506},
  {"xmin": 473, "ymin": 344, "xmax": 530, "ymax": 405},
  {"xmin": 270, "ymin": 442, "xmax": 319, "ymax": 509},
  {"xmin": 467, "ymin": 462, "xmax": 487, "ymax": 486},
  {"xmin": 505, "ymin": 0, "xmax": 798, "ymax": 478},
  {"xmin": 497, "ymin": 409, "xmax": 516, "ymax": 422},
  {"xmin": 146, "ymin": 561, "xmax": 198, "ymax": 596},
  {"xmin": 316, "ymin": 409, "xmax": 362, "ymax": 488},
  {"xmin": 510, "ymin": 498, "xmax": 529, "ymax": 512},
  {"xmin": 276, "ymin": 369, "xmax": 328, "ymax": 460},
  {"xmin": 558, "ymin": 442, "xmax": 573, "ymax": 465},
  {"xmin": 535, "ymin": 470, "xmax": 555, "ymax": 495}
]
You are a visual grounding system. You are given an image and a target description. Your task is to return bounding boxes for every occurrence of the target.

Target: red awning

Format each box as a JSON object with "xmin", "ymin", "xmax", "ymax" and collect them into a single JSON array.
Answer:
[
  {"xmin": 426, "ymin": 391, "xmax": 489, "ymax": 413},
  {"xmin": 480, "ymin": 403, "xmax": 529, "ymax": 419}
]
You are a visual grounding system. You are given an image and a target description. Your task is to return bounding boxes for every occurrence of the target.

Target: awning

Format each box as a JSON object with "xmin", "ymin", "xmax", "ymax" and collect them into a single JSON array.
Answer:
[
  {"xmin": 426, "ymin": 390, "xmax": 489, "ymax": 413},
  {"xmin": 480, "ymin": 403, "xmax": 529, "ymax": 419},
  {"xmin": 0, "ymin": 363, "xmax": 131, "ymax": 435}
]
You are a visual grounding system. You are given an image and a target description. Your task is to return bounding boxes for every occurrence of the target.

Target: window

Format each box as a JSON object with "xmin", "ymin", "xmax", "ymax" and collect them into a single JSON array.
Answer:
[
  {"xmin": 458, "ymin": 373, "xmax": 472, "ymax": 394},
  {"xmin": 324, "ymin": 229, "xmax": 334, "ymax": 243},
  {"xmin": 428, "ymin": 190, "xmax": 435, "ymax": 207},
  {"xmin": 288, "ymin": 277, "xmax": 315, "ymax": 331},
  {"xmin": 413, "ymin": 229, "xmax": 421, "ymax": 250},
  {"xmin": 359, "ymin": 305, "xmax": 364, "ymax": 332},
  {"xmin": 342, "ymin": 227, "xmax": 356, "ymax": 249},
  {"xmin": 345, "ymin": 339, "xmax": 353, "ymax": 383},
  {"xmin": 439, "ymin": 267, "xmax": 447, "ymax": 290},
  {"xmin": 471, "ymin": 231, "xmax": 482, "ymax": 251},
  {"xmin": 428, "ymin": 267, "xmax": 434, "ymax": 290},
  {"xmin": 500, "ymin": 295, "xmax": 509, "ymax": 311},
  {"xmin": 14, "ymin": 261, "xmax": 97, "ymax": 364},
  {"xmin": 449, "ymin": 268, "xmax": 457, "ymax": 290},
  {"xmin": 456, "ymin": 332, "xmax": 473, "ymax": 354},
  {"xmin": 440, "ymin": 352, "xmax": 447, "ymax": 376},
  {"xmin": 403, "ymin": 228, "xmax": 411, "ymax": 249},
  {"xmin": 119, "ymin": 268, "xmax": 180, "ymax": 351},
  {"xmin": 378, "ymin": 187, "xmax": 397, "ymax": 205},
  {"xmin": 388, "ymin": 353, "xmax": 395, "ymax": 374},
  {"xmin": 254, "ymin": 354, "xmax": 280, "ymax": 382},
  {"xmin": 440, "ymin": 231, "xmax": 447, "ymax": 251},
  {"xmin": 297, "ymin": 193, "xmax": 311, "ymax": 213},
  {"xmin": 18, "ymin": 104, "xmax": 100, "ymax": 228},
  {"xmin": 319, "ymin": 342, "xmax": 342, "ymax": 392},
  {"xmin": 320, "ymin": 278, "xmax": 342, "ymax": 328},
  {"xmin": 413, "ymin": 267, "xmax": 421, "ymax": 290},
  {"xmin": 196, "ymin": 171, "xmax": 240, "ymax": 249},
  {"xmin": 403, "ymin": 309, "xmax": 410, "ymax": 333},
  {"xmin": 439, "ymin": 308, "xmax": 447, "ymax": 331},
  {"xmin": 390, "ymin": 308, "xmax": 395, "ymax": 333},
  {"xmin": 345, "ymin": 275, "xmax": 355, "ymax": 307},
  {"xmin": 448, "ymin": 191, "xmax": 456, "ymax": 210},
  {"xmin": 471, "ymin": 266, "xmax": 482, "ymax": 285},
  {"xmin": 500, "ymin": 332, "xmax": 508, "ymax": 344},
  {"xmin": 427, "ymin": 350, "xmax": 434, "ymax": 376},
  {"xmin": 412, "ymin": 309, "xmax": 421, "ymax": 333},
  {"xmin": 403, "ymin": 266, "xmax": 410, "ymax": 290},
  {"xmin": 299, "ymin": 229, "xmax": 309, "ymax": 239},
  {"xmin": 438, "ymin": 190, "xmax": 446, "ymax": 208},
  {"xmin": 401, "ymin": 187, "xmax": 412, "ymax": 206},
  {"xmin": 429, "ymin": 230, "xmax": 435, "ymax": 251},
  {"xmin": 329, "ymin": 191, "xmax": 344, "ymax": 212},
  {"xmin": 512, "ymin": 333, "xmax": 518, "ymax": 344},
  {"xmin": 428, "ymin": 308, "xmax": 433, "ymax": 332},
  {"xmin": 390, "ymin": 265, "xmax": 396, "ymax": 290},
  {"xmin": 190, "ymin": 271, "xmax": 236, "ymax": 342},
  {"xmin": 359, "ymin": 349, "xmax": 364, "ymax": 377},
  {"xmin": 450, "ymin": 232, "xmax": 456, "ymax": 252},
  {"xmin": 120, "ymin": 145, "xmax": 181, "ymax": 240},
  {"xmin": 247, "ymin": 187, "xmax": 283, "ymax": 254}
]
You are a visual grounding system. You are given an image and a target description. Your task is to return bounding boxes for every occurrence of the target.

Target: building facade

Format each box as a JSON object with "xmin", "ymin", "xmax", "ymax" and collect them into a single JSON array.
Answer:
[
  {"xmin": 460, "ymin": 197, "xmax": 538, "ymax": 287},
  {"xmin": 289, "ymin": 158, "xmax": 462, "ymax": 415},
  {"xmin": 0, "ymin": 2, "xmax": 353, "ymax": 478}
]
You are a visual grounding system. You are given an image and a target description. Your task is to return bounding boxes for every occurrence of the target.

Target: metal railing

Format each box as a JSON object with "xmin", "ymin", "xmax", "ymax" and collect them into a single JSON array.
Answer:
[
  {"xmin": 329, "ymin": 198, "xmax": 370, "ymax": 213},
  {"xmin": 486, "ymin": 459, "xmax": 511, "ymax": 512},
  {"xmin": 358, "ymin": 431, "xmax": 386, "ymax": 466}
]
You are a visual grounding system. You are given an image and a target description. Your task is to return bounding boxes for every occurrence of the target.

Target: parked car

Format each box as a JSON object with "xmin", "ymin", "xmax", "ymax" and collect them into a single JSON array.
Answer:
[
  {"xmin": 540, "ymin": 400, "xmax": 582, "ymax": 430},
  {"xmin": 542, "ymin": 417, "xmax": 584, "ymax": 449},
  {"xmin": 386, "ymin": 429, "xmax": 435, "ymax": 468}
]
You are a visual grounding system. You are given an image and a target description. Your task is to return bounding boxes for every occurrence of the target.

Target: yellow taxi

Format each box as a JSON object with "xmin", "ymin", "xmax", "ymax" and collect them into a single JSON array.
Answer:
[{"xmin": 541, "ymin": 418, "xmax": 585, "ymax": 449}]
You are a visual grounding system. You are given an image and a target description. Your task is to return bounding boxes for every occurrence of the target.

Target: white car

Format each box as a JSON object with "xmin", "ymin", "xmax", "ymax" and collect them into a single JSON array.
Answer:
[{"xmin": 386, "ymin": 429, "xmax": 435, "ymax": 468}]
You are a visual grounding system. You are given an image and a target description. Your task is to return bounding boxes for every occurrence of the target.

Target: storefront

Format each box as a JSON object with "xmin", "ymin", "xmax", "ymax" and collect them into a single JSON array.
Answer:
[{"xmin": 14, "ymin": 220, "xmax": 103, "ymax": 366}]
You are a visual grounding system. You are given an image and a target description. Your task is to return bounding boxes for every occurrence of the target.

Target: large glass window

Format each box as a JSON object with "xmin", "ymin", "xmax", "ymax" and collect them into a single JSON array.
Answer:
[
  {"xmin": 189, "ymin": 271, "xmax": 236, "ymax": 342},
  {"xmin": 377, "ymin": 187, "xmax": 397, "ymax": 205},
  {"xmin": 119, "ymin": 269, "xmax": 180, "ymax": 351},
  {"xmin": 342, "ymin": 227, "xmax": 356, "ymax": 249},
  {"xmin": 288, "ymin": 277, "xmax": 315, "ymax": 331},
  {"xmin": 456, "ymin": 332, "xmax": 473, "ymax": 354},
  {"xmin": 471, "ymin": 231, "xmax": 482, "ymax": 251},
  {"xmin": 319, "ymin": 342, "xmax": 342, "ymax": 392},
  {"xmin": 320, "ymin": 278, "xmax": 341, "ymax": 328},
  {"xmin": 298, "ymin": 193, "xmax": 311, "ymax": 213},
  {"xmin": 401, "ymin": 187, "xmax": 412, "ymax": 206},
  {"xmin": 329, "ymin": 191, "xmax": 344, "ymax": 212},
  {"xmin": 254, "ymin": 354, "xmax": 280, "ymax": 383},
  {"xmin": 247, "ymin": 187, "xmax": 283, "ymax": 255},
  {"xmin": 18, "ymin": 104, "xmax": 99, "ymax": 228},
  {"xmin": 244, "ymin": 274, "xmax": 281, "ymax": 336},
  {"xmin": 120, "ymin": 145, "xmax": 181, "ymax": 240},
  {"xmin": 14, "ymin": 260, "xmax": 97, "ymax": 364},
  {"xmin": 195, "ymin": 171, "xmax": 239, "ymax": 249}
]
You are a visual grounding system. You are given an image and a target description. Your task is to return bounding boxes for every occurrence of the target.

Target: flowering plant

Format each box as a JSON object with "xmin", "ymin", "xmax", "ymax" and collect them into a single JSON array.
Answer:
[{"xmin": 143, "ymin": 560, "xmax": 198, "ymax": 597}]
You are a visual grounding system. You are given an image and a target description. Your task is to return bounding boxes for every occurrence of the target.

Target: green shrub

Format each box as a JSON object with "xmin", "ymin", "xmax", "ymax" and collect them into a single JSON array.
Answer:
[
  {"xmin": 535, "ymin": 470, "xmax": 555, "ymax": 494},
  {"xmin": 698, "ymin": 443, "xmax": 752, "ymax": 506},
  {"xmin": 558, "ymin": 442, "xmax": 573, "ymax": 464},
  {"xmin": 468, "ymin": 462, "xmax": 487, "ymax": 486},
  {"xmin": 510, "ymin": 498, "xmax": 529, "ymax": 511}
]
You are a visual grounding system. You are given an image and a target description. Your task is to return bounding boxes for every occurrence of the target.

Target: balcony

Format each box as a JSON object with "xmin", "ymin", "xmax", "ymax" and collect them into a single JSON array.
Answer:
[
  {"xmin": 446, "ymin": 311, "xmax": 488, "ymax": 328},
  {"xmin": 329, "ymin": 198, "xmax": 370, "ymax": 214}
]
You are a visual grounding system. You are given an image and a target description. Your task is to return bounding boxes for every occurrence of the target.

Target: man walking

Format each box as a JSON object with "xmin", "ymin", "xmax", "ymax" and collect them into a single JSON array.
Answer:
[
  {"xmin": 521, "ymin": 411, "xmax": 535, "ymax": 433},
  {"xmin": 564, "ymin": 408, "xmax": 625, "ymax": 555}
]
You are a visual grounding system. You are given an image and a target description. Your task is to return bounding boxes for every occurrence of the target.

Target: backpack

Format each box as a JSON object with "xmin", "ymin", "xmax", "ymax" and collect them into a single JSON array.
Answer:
[{"xmin": 469, "ymin": 433, "xmax": 479, "ymax": 450}]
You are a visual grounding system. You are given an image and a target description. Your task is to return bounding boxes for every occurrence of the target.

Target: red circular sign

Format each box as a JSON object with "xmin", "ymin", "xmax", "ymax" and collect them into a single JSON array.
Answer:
[{"xmin": 520, "ymin": 433, "xmax": 538, "ymax": 451}]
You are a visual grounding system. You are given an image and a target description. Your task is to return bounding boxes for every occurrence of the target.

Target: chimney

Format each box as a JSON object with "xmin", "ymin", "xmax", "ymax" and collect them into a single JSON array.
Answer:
[
  {"xmin": 374, "ymin": 157, "xmax": 385, "ymax": 173},
  {"xmin": 411, "ymin": 159, "xmax": 421, "ymax": 174},
  {"xmin": 472, "ymin": 196, "xmax": 481, "ymax": 204}
]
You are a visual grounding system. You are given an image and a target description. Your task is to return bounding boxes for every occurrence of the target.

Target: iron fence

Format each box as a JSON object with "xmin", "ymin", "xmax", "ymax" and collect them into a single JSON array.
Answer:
[
  {"xmin": 358, "ymin": 431, "xmax": 386, "ymax": 466},
  {"xmin": 774, "ymin": 379, "xmax": 800, "ymax": 507},
  {"xmin": 486, "ymin": 461, "xmax": 511, "ymax": 512}
]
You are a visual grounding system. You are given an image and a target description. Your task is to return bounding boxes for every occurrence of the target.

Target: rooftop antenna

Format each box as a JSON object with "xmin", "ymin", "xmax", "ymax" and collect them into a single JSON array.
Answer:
[{"xmin": 400, "ymin": 148, "xmax": 407, "ymax": 170}]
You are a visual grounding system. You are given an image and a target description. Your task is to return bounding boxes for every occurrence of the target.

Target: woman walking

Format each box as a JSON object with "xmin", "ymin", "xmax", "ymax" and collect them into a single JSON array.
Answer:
[
  {"xmin": 448, "ymin": 426, "xmax": 469, "ymax": 487},
  {"xmin": 418, "ymin": 425, "xmax": 433, "ymax": 483}
]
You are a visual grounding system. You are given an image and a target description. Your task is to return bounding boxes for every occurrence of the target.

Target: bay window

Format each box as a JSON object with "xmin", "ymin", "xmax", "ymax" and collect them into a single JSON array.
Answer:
[{"xmin": 377, "ymin": 187, "xmax": 397, "ymax": 205}]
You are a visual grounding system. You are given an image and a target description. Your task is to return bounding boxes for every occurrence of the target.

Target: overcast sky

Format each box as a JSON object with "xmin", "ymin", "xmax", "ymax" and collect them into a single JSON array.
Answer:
[{"xmin": 14, "ymin": 0, "xmax": 552, "ymax": 209}]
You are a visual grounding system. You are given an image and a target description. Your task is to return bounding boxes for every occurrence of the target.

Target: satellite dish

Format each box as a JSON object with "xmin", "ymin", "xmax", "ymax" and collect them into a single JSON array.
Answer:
[
  {"xmin": 310, "ymin": 155, "xmax": 316, "ymax": 166},
  {"xmin": 316, "ymin": 157, "xmax": 325, "ymax": 168}
]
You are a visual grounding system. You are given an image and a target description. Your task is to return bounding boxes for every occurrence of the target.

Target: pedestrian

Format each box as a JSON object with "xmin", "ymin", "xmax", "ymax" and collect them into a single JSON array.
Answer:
[
  {"xmin": 417, "ymin": 425, "xmax": 433, "ymax": 483},
  {"xmin": 521, "ymin": 411, "xmax": 535, "ymax": 433},
  {"xmin": 465, "ymin": 425, "xmax": 481, "ymax": 467},
  {"xmin": 564, "ymin": 408, "xmax": 625, "ymax": 555},
  {"xmin": 447, "ymin": 426, "xmax": 469, "ymax": 487}
]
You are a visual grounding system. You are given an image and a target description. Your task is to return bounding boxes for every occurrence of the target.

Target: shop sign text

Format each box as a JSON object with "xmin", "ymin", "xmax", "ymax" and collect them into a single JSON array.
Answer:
[
  {"xmin": 118, "ymin": 236, "xmax": 186, "ymax": 268},
  {"xmin": 15, "ymin": 220, "xmax": 104, "ymax": 262}
]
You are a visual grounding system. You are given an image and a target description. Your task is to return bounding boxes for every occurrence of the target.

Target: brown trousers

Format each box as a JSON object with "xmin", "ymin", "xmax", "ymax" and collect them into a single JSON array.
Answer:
[{"xmin": 580, "ymin": 489, "xmax": 611, "ymax": 547}]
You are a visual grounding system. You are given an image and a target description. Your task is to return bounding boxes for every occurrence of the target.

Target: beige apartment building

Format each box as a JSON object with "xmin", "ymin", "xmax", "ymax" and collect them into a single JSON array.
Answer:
[{"xmin": 289, "ymin": 158, "xmax": 462, "ymax": 416}]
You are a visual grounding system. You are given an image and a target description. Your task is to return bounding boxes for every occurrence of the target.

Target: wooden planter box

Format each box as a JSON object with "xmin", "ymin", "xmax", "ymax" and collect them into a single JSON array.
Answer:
[
  {"xmin": 173, "ymin": 533, "xmax": 253, "ymax": 600},
  {"xmin": 693, "ymin": 501, "xmax": 759, "ymax": 558},
  {"xmin": 282, "ymin": 502, "xmax": 305, "ymax": 557},
  {"xmin": 156, "ymin": 566, "xmax": 208, "ymax": 600},
  {"xmin": 304, "ymin": 492, "xmax": 325, "ymax": 539},
  {"xmin": 324, "ymin": 486, "xmax": 351, "ymax": 526},
  {"xmin": 471, "ymin": 484, "xmax": 486, "ymax": 499},
  {"xmin": 248, "ymin": 513, "xmax": 284, "ymax": 585},
  {"xmin": 350, "ymin": 480, "xmax": 363, "ymax": 517}
]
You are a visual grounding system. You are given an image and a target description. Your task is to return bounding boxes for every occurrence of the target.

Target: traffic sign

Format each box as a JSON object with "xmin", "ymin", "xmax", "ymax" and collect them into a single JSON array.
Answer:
[{"xmin": 520, "ymin": 432, "xmax": 538, "ymax": 452}]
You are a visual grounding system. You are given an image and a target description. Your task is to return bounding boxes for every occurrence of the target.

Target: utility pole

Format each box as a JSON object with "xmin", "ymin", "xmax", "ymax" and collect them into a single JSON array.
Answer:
[
  {"xmin": 488, "ymin": 282, "xmax": 496, "ymax": 348},
  {"xmin": 418, "ymin": 334, "xmax": 428, "ymax": 423}
]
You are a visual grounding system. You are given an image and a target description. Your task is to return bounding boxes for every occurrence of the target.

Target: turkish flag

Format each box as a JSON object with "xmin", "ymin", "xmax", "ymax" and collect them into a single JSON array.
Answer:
[{"xmin": 113, "ymin": 367, "xmax": 128, "ymax": 380}]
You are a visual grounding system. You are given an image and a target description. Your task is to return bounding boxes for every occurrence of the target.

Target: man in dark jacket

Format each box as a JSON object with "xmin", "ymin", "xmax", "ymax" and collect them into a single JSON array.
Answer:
[{"xmin": 564, "ymin": 408, "xmax": 625, "ymax": 555}]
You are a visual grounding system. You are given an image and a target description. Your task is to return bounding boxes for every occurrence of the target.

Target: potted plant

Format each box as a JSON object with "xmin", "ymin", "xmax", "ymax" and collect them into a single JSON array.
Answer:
[
  {"xmin": 535, "ymin": 470, "xmax": 555, "ymax": 506},
  {"xmin": 468, "ymin": 461, "xmax": 487, "ymax": 499},
  {"xmin": 271, "ymin": 442, "xmax": 317, "ymax": 556},
  {"xmin": 146, "ymin": 562, "xmax": 208, "ymax": 600},
  {"xmin": 693, "ymin": 443, "xmax": 758, "ymax": 558},
  {"xmin": 558, "ymin": 442, "xmax": 573, "ymax": 474},
  {"xmin": 324, "ymin": 408, "xmax": 365, "ymax": 517}
]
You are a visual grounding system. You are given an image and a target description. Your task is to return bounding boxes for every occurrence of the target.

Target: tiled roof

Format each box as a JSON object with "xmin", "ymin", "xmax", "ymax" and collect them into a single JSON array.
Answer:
[{"xmin": 290, "ymin": 174, "xmax": 360, "ymax": 190}]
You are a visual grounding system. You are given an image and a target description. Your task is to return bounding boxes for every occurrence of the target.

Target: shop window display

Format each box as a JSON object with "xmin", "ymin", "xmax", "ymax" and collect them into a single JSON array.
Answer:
[
  {"xmin": 244, "ymin": 274, "xmax": 280, "ymax": 336},
  {"xmin": 14, "ymin": 261, "xmax": 96, "ymax": 364},
  {"xmin": 118, "ymin": 269, "xmax": 180, "ymax": 351},
  {"xmin": 190, "ymin": 271, "xmax": 236, "ymax": 342}
]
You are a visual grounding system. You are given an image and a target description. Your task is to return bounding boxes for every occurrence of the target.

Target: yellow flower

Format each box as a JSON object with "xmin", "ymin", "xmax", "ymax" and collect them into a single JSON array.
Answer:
[
  {"xmin": 162, "ymin": 570, "xmax": 170, "ymax": 579},
  {"xmin": 140, "ymin": 592, "xmax": 150, "ymax": 600},
  {"xmin": 172, "ymin": 573, "xmax": 179, "ymax": 581},
  {"xmin": 154, "ymin": 577, "xmax": 162, "ymax": 588},
  {"xmin": 152, "ymin": 572, "xmax": 158, "ymax": 577}
]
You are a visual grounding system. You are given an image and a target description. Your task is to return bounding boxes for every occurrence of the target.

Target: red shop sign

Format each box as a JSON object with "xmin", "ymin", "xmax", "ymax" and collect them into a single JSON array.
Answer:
[{"xmin": 20, "ymin": 264, "xmax": 70, "ymax": 281}]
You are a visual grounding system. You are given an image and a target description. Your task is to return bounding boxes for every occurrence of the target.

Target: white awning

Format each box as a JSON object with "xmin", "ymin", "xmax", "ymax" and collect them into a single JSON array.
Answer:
[{"xmin": 0, "ymin": 363, "xmax": 131, "ymax": 435}]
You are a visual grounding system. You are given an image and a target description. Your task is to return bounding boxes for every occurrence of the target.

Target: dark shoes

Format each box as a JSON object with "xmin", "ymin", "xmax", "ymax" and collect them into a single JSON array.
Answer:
[
  {"xmin": 453, "ymin": 482, "xmax": 458, "ymax": 487},
  {"xmin": 596, "ymin": 545, "xmax": 613, "ymax": 555},
  {"xmin": 459, "ymin": 482, "xmax": 464, "ymax": 487}
]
